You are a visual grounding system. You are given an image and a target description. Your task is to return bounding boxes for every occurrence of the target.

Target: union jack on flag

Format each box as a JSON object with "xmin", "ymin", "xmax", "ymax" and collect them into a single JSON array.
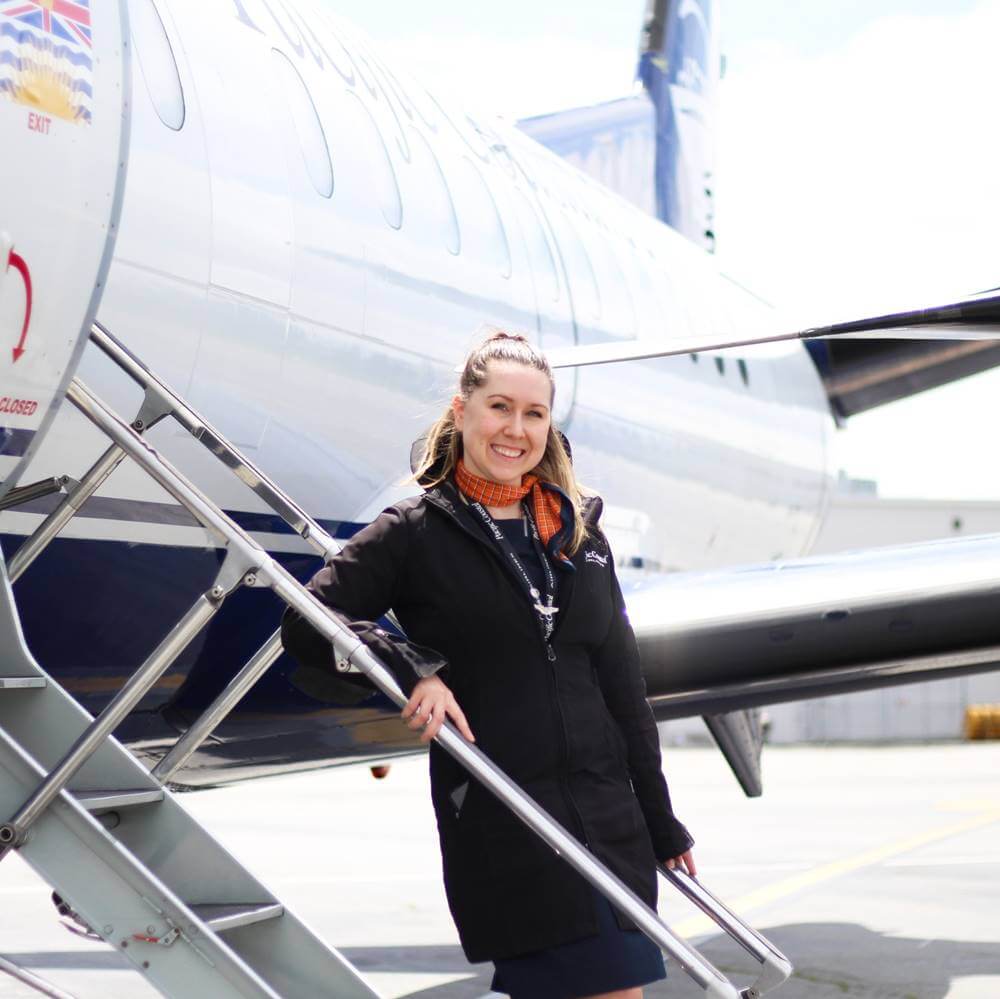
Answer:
[{"xmin": 1, "ymin": 0, "xmax": 91, "ymax": 49}]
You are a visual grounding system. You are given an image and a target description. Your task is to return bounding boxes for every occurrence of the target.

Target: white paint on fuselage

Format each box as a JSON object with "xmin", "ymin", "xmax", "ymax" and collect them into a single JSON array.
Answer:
[{"xmin": 11, "ymin": 0, "xmax": 834, "ymax": 571}]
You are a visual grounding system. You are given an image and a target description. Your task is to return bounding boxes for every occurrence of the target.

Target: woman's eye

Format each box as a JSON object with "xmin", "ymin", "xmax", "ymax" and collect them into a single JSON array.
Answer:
[{"xmin": 491, "ymin": 402, "xmax": 508, "ymax": 411}]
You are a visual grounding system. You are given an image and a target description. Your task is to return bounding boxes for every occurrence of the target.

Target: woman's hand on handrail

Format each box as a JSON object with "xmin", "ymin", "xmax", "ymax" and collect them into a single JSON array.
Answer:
[
  {"xmin": 402, "ymin": 676, "xmax": 476, "ymax": 744},
  {"xmin": 664, "ymin": 850, "xmax": 697, "ymax": 877}
]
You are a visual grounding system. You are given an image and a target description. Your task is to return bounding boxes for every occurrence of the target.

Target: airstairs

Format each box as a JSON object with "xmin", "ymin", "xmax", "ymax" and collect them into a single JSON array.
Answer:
[{"xmin": 0, "ymin": 324, "xmax": 792, "ymax": 999}]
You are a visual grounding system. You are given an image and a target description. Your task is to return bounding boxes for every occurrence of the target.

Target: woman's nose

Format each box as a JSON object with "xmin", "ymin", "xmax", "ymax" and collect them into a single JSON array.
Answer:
[{"xmin": 505, "ymin": 413, "xmax": 525, "ymax": 437}]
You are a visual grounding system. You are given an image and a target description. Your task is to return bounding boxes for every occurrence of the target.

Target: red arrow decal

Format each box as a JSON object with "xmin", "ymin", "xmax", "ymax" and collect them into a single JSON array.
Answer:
[{"xmin": 7, "ymin": 250, "xmax": 32, "ymax": 363}]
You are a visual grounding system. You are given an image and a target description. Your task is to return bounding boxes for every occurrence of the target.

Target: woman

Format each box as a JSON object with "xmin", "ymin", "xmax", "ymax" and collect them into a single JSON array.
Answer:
[{"xmin": 282, "ymin": 331, "xmax": 695, "ymax": 999}]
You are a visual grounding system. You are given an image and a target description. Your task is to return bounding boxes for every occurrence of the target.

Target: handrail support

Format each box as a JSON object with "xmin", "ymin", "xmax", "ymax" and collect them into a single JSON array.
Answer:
[
  {"xmin": 0, "ymin": 547, "xmax": 260, "ymax": 854},
  {"xmin": 6, "ymin": 383, "xmax": 174, "ymax": 584},
  {"xmin": 152, "ymin": 629, "xmax": 284, "ymax": 783}
]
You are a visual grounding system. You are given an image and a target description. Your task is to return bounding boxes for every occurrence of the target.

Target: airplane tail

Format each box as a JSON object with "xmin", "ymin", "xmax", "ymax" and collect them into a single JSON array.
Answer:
[
  {"xmin": 638, "ymin": 0, "xmax": 720, "ymax": 250},
  {"xmin": 517, "ymin": 0, "xmax": 720, "ymax": 252}
]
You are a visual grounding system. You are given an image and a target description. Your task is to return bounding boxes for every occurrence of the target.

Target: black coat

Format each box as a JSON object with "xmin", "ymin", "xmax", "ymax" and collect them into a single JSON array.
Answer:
[{"xmin": 281, "ymin": 481, "xmax": 693, "ymax": 962}]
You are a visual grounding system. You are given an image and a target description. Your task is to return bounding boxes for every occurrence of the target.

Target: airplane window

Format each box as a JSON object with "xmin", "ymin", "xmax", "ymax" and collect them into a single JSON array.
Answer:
[
  {"xmin": 636, "ymin": 247, "xmax": 693, "ymax": 342},
  {"xmin": 271, "ymin": 50, "xmax": 334, "ymax": 199},
  {"xmin": 630, "ymin": 250, "xmax": 668, "ymax": 338},
  {"xmin": 715, "ymin": 356, "xmax": 725, "ymax": 375},
  {"xmin": 738, "ymin": 358, "xmax": 749, "ymax": 386},
  {"xmin": 408, "ymin": 128, "xmax": 460, "ymax": 255},
  {"xmin": 514, "ymin": 190, "xmax": 559, "ymax": 303},
  {"xmin": 452, "ymin": 157, "xmax": 511, "ymax": 278},
  {"xmin": 130, "ymin": 0, "xmax": 184, "ymax": 130},
  {"xmin": 549, "ymin": 208, "xmax": 600, "ymax": 321},
  {"xmin": 343, "ymin": 93, "xmax": 402, "ymax": 229},
  {"xmin": 582, "ymin": 226, "xmax": 636, "ymax": 340}
]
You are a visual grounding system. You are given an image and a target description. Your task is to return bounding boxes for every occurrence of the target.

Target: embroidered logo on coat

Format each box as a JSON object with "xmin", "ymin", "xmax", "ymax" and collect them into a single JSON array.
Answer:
[{"xmin": 584, "ymin": 550, "xmax": 608, "ymax": 567}]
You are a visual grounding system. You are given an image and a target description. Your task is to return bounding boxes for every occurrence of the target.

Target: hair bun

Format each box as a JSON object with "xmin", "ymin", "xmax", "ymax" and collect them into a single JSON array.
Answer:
[{"xmin": 486, "ymin": 330, "xmax": 528, "ymax": 344}]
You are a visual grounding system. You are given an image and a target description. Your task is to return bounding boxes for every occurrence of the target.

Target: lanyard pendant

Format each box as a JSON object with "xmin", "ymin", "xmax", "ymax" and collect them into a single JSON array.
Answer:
[{"xmin": 530, "ymin": 587, "xmax": 557, "ymax": 616}]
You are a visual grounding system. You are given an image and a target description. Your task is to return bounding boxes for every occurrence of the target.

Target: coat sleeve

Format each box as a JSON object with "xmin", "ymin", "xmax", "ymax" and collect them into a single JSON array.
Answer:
[
  {"xmin": 593, "ymin": 552, "xmax": 694, "ymax": 862},
  {"xmin": 280, "ymin": 503, "xmax": 447, "ymax": 697}
]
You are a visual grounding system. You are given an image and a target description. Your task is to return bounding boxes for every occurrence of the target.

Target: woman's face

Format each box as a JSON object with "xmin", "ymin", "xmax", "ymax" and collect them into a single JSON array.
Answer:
[{"xmin": 453, "ymin": 361, "xmax": 552, "ymax": 486}]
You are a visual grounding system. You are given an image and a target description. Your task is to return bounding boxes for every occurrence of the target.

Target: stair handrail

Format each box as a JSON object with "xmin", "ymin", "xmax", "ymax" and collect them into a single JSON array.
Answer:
[
  {"xmin": 660, "ymin": 866, "xmax": 792, "ymax": 998},
  {"xmin": 89, "ymin": 322, "xmax": 342, "ymax": 561}
]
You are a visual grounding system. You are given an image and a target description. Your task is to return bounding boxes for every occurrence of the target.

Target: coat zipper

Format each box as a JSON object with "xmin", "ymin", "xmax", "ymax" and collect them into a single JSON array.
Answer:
[
  {"xmin": 545, "ymin": 642, "xmax": 590, "ymax": 848},
  {"xmin": 428, "ymin": 493, "xmax": 590, "ymax": 846}
]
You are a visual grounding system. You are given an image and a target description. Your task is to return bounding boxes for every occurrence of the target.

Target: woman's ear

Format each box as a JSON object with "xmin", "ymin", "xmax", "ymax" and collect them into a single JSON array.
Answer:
[{"xmin": 451, "ymin": 394, "xmax": 465, "ymax": 431}]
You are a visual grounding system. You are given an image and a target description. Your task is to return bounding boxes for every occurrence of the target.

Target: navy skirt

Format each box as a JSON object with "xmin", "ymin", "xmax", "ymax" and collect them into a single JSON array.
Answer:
[{"xmin": 490, "ymin": 889, "xmax": 666, "ymax": 999}]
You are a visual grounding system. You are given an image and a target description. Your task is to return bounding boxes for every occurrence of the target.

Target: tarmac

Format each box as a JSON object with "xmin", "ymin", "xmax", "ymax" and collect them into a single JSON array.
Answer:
[{"xmin": 0, "ymin": 741, "xmax": 997, "ymax": 998}]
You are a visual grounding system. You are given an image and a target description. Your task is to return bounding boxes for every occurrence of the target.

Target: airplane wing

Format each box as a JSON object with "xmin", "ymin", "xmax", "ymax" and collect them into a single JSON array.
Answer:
[
  {"xmin": 544, "ymin": 289, "xmax": 1000, "ymax": 371},
  {"xmin": 544, "ymin": 288, "xmax": 1000, "ymax": 434},
  {"xmin": 622, "ymin": 530, "xmax": 1000, "ymax": 793},
  {"xmin": 803, "ymin": 333, "xmax": 1000, "ymax": 421}
]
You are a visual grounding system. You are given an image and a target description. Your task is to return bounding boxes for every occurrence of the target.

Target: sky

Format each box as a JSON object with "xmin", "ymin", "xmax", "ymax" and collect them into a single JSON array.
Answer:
[{"xmin": 324, "ymin": 0, "xmax": 1000, "ymax": 500}]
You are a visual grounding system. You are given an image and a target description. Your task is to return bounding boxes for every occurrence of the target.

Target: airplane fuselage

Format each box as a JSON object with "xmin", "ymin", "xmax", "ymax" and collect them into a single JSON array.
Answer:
[{"xmin": 0, "ymin": 0, "xmax": 835, "ymax": 781}]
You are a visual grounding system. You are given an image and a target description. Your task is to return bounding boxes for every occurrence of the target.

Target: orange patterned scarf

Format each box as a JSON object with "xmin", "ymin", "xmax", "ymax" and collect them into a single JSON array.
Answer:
[{"xmin": 455, "ymin": 460, "xmax": 574, "ymax": 569}]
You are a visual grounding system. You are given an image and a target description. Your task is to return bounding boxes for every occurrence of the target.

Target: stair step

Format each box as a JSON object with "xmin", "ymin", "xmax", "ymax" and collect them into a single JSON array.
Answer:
[
  {"xmin": 74, "ymin": 788, "xmax": 165, "ymax": 811},
  {"xmin": 191, "ymin": 902, "xmax": 284, "ymax": 933},
  {"xmin": 0, "ymin": 676, "xmax": 45, "ymax": 689}
]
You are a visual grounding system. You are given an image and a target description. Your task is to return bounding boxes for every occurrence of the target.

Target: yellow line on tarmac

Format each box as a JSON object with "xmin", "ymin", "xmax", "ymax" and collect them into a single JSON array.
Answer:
[{"xmin": 669, "ymin": 809, "xmax": 1000, "ymax": 940}]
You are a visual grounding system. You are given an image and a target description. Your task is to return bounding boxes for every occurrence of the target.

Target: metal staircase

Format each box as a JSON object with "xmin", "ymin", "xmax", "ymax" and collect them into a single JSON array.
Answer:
[{"xmin": 0, "ymin": 323, "xmax": 792, "ymax": 999}]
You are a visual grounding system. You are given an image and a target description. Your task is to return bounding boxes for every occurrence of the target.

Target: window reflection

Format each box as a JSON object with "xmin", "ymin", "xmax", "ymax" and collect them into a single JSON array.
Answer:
[
  {"xmin": 408, "ymin": 128, "xmax": 460, "ymax": 254},
  {"xmin": 130, "ymin": 0, "xmax": 184, "ymax": 130},
  {"xmin": 514, "ymin": 190, "xmax": 559, "ymax": 303},
  {"xmin": 452, "ymin": 157, "xmax": 511, "ymax": 278},
  {"xmin": 342, "ymin": 92, "xmax": 402, "ymax": 229},
  {"xmin": 549, "ymin": 208, "xmax": 600, "ymax": 321},
  {"xmin": 272, "ymin": 50, "xmax": 334, "ymax": 198}
]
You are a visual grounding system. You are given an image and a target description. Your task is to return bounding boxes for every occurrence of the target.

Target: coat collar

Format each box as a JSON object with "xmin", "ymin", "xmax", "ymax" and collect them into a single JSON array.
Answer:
[
  {"xmin": 424, "ymin": 479, "xmax": 604, "ymax": 576},
  {"xmin": 423, "ymin": 479, "xmax": 603, "ymax": 534}
]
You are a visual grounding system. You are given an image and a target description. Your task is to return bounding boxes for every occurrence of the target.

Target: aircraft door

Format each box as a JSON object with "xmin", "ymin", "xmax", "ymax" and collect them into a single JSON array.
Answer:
[
  {"xmin": 511, "ymin": 189, "xmax": 578, "ymax": 427},
  {"xmin": 0, "ymin": 0, "xmax": 130, "ymax": 502}
]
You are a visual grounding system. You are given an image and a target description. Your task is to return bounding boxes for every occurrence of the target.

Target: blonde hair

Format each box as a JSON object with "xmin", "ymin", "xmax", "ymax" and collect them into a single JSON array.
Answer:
[{"xmin": 414, "ymin": 330, "xmax": 587, "ymax": 554}]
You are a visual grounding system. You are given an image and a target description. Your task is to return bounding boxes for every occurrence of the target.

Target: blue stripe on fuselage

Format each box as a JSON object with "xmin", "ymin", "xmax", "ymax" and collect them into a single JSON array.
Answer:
[
  {"xmin": 1, "ymin": 529, "xmax": 389, "ymax": 724},
  {"xmin": 7, "ymin": 491, "xmax": 361, "ymax": 541}
]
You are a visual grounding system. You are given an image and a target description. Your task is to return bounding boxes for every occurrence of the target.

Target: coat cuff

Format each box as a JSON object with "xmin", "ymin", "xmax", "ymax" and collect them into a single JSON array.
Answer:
[
  {"xmin": 650, "ymin": 815, "xmax": 695, "ymax": 863},
  {"xmin": 282, "ymin": 606, "xmax": 448, "ymax": 700},
  {"xmin": 344, "ymin": 620, "xmax": 448, "ymax": 695}
]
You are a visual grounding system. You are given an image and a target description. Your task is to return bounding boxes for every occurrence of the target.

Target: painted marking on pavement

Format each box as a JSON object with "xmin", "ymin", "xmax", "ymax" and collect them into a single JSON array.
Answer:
[{"xmin": 668, "ymin": 809, "xmax": 1000, "ymax": 939}]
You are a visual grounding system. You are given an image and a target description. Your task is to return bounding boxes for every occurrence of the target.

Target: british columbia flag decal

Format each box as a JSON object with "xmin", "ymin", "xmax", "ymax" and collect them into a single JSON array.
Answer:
[{"xmin": 0, "ymin": 0, "xmax": 93, "ymax": 123}]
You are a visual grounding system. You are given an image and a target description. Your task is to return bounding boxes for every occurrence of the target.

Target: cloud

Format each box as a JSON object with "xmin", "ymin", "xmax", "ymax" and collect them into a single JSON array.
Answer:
[
  {"xmin": 372, "ymin": 33, "xmax": 639, "ymax": 121},
  {"xmin": 715, "ymin": 3, "xmax": 1000, "ymax": 316},
  {"xmin": 713, "ymin": 2, "xmax": 1000, "ymax": 499}
]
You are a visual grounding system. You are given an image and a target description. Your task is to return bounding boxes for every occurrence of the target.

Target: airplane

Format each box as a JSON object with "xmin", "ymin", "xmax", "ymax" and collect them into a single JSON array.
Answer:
[{"xmin": 2, "ymin": 0, "xmax": 1000, "ymax": 810}]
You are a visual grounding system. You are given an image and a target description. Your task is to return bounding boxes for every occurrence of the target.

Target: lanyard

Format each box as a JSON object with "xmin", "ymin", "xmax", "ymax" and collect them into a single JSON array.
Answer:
[{"xmin": 468, "ymin": 501, "xmax": 558, "ymax": 645}]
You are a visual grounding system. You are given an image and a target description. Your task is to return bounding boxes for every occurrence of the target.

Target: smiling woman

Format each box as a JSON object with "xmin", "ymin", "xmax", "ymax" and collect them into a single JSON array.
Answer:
[{"xmin": 281, "ymin": 329, "xmax": 695, "ymax": 999}]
